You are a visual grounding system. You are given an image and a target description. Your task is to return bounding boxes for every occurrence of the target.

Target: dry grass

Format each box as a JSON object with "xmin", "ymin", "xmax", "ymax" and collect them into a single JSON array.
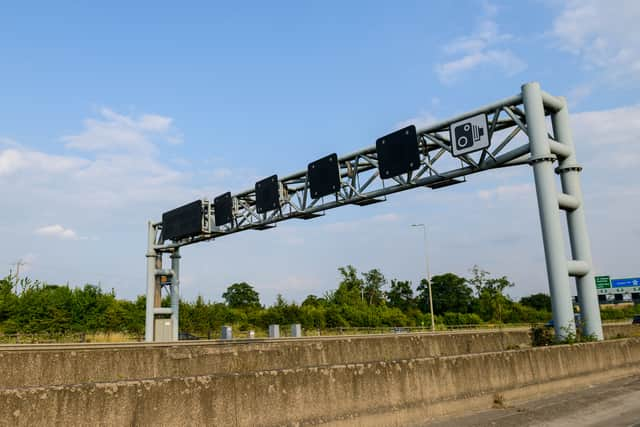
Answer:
[{"xmin": 85, "ymin": 332, "xmax": 139, "ymax": 343}]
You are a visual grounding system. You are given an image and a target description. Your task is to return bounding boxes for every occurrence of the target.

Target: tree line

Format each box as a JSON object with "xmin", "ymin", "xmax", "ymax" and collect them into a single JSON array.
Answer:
[{"xmin": 0, "ymin": 265, "xmax": 635, "ymax": 336}]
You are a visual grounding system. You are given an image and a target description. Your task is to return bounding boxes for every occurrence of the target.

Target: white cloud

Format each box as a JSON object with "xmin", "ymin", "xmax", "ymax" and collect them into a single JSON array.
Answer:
[
  {"xmin": 34, "ymin": 225, "xmax": 78, "ymax": 240},
  {"xmin": 436, "ymin": 50, "xmax": 525, "ymax": 84},
  {"xmin": 396, "ymin": 112, "xmax": 437, "ymax": 131},
  {"xmin": 571, "ymin": 105, "xmax": 640, "ymax": 147},
  {"xmin": 551, "ymin": 0, "xmax": 640, "ymax": 80},
  {"xmin": 61, "ymin": 108, "xmax": 180, "ymax": 153},
  {"xmin": 477, "ymin": 183, "xmax": 534, "ymax": 200},
  {"xmin": 435, "ymin": 3, "xmax": 526, "ymax": 83},
  {"xmin": 571, "ymin": 104, "xmax": 640, "ymax": 169},
  {"xmin": 262, "ymin": 275, "xmax": 321, "ymax": 294},
  {"xmin": 0, "ymin": 148, "xmax": 89, "ymax": 176},
  {"xmin": 323, "ymin": 212, "xmax": 401, "ymax": 233}
]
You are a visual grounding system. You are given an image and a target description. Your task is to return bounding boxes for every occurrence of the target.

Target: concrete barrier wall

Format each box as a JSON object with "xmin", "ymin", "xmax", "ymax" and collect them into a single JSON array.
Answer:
[
  {"xmin": 0, "ymin": 324, "xmax": 635, "ymax": 390},
  {"xmin": 602, "ymin": 323, "xmax": 640, "ymax": 339},
  {"xmin": 0, "ymin": 329, "xmax": 532, "ymax": 388},
  {"xmin": 2, "ymin": 337, "xmax": 639, "ymax": 426}
]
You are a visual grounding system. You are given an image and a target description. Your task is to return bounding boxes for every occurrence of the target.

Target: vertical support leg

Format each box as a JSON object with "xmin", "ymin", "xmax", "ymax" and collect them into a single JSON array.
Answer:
[
  {"xmin": 522, "ymin": 82, "xmax": 575, "ymax": 340},
  {"xmin": 154, "ymin": 256, "xmax": 162, "ymax": 308},
  {"xmin": 145, "ymin": 222, "xmax": 157, "ymax": 342},
  {"xmin": 552, "ymin": 100, "xmax": 603, "ymax": 340},
  {"xmin": 171, "ymin": 248, "xmax": 181, "ymax": 341}
]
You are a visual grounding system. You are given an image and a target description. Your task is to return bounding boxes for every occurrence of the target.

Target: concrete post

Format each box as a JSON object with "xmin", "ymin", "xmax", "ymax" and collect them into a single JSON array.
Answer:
[
  {"xmin": 170, "ymin": 248, "xmax": 181, "ymax": 341},
  {"xmin": 145, "ymin": 222, "xmax": 157, "ymax": 342},
  {"xmin": 291, "ymin": 324, "xmax": 302, "ymax": 337},
  {"xmin": 221, "ymin": 326, "xmax": 232, "ymax": 340},
  {"xmin": 269, "ymin": 324, "xmax": 280, "ymax": 338},
  {"xmin": 522, "ymin": 82, "xmax": 575, "ymax": 340},
  {"xmin": 551, "ymin": 99, "xmax": 603, "ymax": 340}
]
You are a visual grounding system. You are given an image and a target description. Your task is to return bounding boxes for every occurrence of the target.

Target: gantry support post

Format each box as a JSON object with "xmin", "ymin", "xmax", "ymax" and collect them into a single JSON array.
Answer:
[
  {"xmin": 551, "ymin": 98, "xmax": 603, "ymax": 340},
  {"xmin": 170, "ymin": 248, "xmax": 181, "ymax": 341},
  {"xmin": 522, "ymin": 82, "xmax": 576, "ymax": 340},
  {"xmin": 145, "ymin": 221, "xmax": 158, "ymax": 342}
]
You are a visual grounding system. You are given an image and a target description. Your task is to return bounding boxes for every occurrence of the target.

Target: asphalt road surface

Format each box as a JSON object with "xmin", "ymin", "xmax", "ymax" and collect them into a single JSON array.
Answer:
[{"xmin": 427, "ymin": 375, "xmax": 640, "ymax": 427}]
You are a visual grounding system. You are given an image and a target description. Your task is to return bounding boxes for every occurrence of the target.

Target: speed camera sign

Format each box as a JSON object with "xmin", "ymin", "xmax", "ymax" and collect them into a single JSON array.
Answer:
[{"xmin": 449, "ymin": 114, "xmax": 490, "ymax": 157}]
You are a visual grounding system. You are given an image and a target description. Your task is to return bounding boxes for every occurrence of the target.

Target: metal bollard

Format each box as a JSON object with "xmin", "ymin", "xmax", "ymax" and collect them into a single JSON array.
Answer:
[
  {"xmin": 268, "ymin": 324, "xmax": 280, "ymax": 338},
  {"xmin": 291, "ymin": 324, "xmax": 302, "ymax": 337},
  {"xmin": 221, "ymin": 325, "xmax": 232, "ymax": 340}
]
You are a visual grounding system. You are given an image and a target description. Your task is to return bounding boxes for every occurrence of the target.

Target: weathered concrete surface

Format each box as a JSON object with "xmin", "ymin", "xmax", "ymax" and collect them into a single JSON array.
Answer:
[
  {"xmin": 0, "ymin": 329, "xmax": 533, "ymax": 388},
  {"xmin": 427, "ymin": 374, "xmax": 640, "ymax": 426},
  {"xmin": 1, "ymin": 336, "xmax": 639, "ymax": 426},
  {"xmin": 601, "ymin": 322, "xmax": 640, "ymax": 339},
  {"xmin": 0, "ymin": 324, "xmax": 634, "ymax": 389}
]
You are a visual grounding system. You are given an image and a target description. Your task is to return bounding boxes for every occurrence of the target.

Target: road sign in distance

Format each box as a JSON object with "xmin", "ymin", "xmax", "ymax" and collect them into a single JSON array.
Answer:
[
  {"xmin": 595, "ymin": 275, "xmax": 611, "ymax": 289},
  {"xmin": 213, "ymin": 192, "xmax": 233, "ymax": 226},
  {"xmin": 611, "ymin": 277, "xmax": 640, "ymax": 288},
  {"xmin": 255, "ymin": 175, "xmax": 280, "ymax": 214},
  {"xmin": 376, "ymin": 125, "xmax": 420, "ymax": 179},
  {"xmin": 308, "ymin": 153, "xmax": 340, "ymax": 199},
  {"xmin": 449, "ymin": 114, "xmax": 490, "ymax": 157},
  {"xmin": 162, "ymin": 200, "xmax": 204, "ymax": 241}
]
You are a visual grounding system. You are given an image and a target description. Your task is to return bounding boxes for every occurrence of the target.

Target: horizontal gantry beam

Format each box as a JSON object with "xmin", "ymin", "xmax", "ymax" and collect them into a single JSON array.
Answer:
[{"xmin": 153, "ymin": 89, "xmax": 565, "ymax": 251}]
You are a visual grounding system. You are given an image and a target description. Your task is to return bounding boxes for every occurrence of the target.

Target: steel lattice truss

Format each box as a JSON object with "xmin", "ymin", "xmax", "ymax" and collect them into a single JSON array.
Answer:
[{"xmin": 154, "ymin": 93, "xmax": 559, "ymax": 251}]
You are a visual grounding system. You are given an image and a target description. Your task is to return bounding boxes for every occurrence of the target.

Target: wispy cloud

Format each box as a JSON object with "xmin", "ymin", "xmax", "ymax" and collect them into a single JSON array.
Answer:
[
  {"xmin": 435, "ymin": 2, "xmax": 525, "ymax": 84},
  {"xmin": 61, "ymin": 108, "xmax": 181, "ymax": 153},
  {"xmin": 34, "ymin": 224, "xmax": 79, "ymax": 240},
  {"xmin": 477, "ymin": 183, "xmax": 534, "ymax": 201},
  {"xmin": 396, "ymin": 112, "xmax": 437, "ymax": 131},
  {"xmin": 571, "ymin": 104, "xmax": 640, "ymax": 169},
  {"xmin": 323, "ymin": 212, "xmax": 401, "ymax": 233},
  {"xmin": 551, "ymin": 0, "xmax": 640, "ymax": 81},
  {"xmin": 0, "ymin": 148, "xmax": 89, "ymax": 176}
]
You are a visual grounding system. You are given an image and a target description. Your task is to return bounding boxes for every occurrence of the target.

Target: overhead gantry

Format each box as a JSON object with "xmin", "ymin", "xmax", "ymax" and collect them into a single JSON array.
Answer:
[{"xmin": 145, "ymin": 82, "xmax": 603, "ymax": 342}]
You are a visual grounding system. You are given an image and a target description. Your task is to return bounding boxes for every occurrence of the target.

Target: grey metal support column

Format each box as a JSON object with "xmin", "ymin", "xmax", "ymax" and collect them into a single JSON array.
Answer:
[
  {"xmin": 522, "ymin": 82, "xmax": 575, "ymax": 340},
  {"xmin": 170, "ymin": 248, "xmax": 181, "ymax": 341},
  {"xmin": 551, "ymin": 99, "xmax": 603, "ymax": 340},
  {"xmin": 145, "ymin": 221, "xmax": 157, "ymax": 342}
]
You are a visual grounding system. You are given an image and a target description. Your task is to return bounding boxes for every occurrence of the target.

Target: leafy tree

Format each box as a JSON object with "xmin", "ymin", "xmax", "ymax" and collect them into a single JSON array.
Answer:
[
  {"xmin": 468, "ymin": 265, "xmax": 514, "ymax": 322},
  {"xmin": 362, "ymin": 269, "xmax": 386, "ymax": 306},
  {"xmin": 222, "ymin": 282, "xmax": 261, "ymax": 309},
  {"xmin": 386, "ymin": 280, "xmax": 414, "ymax": 312},
  {"xmin": 428, "ymin": 273, "xmax": 474, "ymax": 315},
  {"xmin": 301, "ymin": 294, "xmax": 322, "ymax": 307},
  {"xmin": 333, "ymin": 266, "xmax": 364, "ymax": 306},
  {"xmin": 0, "ymin": 276, "xmax": 18, "ymax": 324},
  {"xmin": 520, "ymin": 293, "xmax": 552, "ymax": 312}
]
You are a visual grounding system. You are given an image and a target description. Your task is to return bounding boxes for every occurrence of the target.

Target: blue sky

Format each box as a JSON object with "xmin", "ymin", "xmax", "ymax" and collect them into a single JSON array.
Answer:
[{"xmin": 1, "ymin": 0, "xmax": 639, "ymax": 305}]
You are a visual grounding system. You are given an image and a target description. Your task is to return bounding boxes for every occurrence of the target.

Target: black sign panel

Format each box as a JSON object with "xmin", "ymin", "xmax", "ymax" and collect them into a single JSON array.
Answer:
[
  {"xmin": 307, "ymin": 153, "xmax": 340, "ymax": 198},
  {"xmin": 162, "ymin": 200, "xmax": 203, "ymax": 241},
  {"xmin": 375, "ymin": 125, "xmax": 420, "ymax": 179},
  {"xmin": 213, "ymin": 192, "xmax": 233, "ymax": 226},
  {"xmin": 255, "ymin": 175, "xmax": 280, "ymax": 214}
]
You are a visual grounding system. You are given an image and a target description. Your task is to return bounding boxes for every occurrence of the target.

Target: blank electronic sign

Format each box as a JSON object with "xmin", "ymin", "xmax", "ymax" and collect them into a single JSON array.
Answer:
[
  {"xmin": 375, "ymin": 125, "xmax": 420, "ymax": 179},
  {"xmin": 307, "ymin": 153, "xmax": 340, "ymax": 198},
  {"xmin": 162, "ymin": 200, "xmax": 203, "ymax": 241},
  {"xmin": 255, "ymin": 175, "xmax": 280, "ymax": 214},
  {"xmin": 214, "ymin": 192, "xmax": 233, "ymax": 226}
]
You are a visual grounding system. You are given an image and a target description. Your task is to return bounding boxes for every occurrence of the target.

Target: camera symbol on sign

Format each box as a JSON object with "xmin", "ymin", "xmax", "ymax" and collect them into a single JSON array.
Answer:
[
  {"xmin": 454, "ymin": 122, "xmax": 484, "ymax": 151},
  {"xmin": 449, "ymin": 113, "xmax": 490, "ymax": 157}
]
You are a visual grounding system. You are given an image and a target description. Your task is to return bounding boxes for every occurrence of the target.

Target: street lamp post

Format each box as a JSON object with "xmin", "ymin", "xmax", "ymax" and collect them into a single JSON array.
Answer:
[{"xmin": 412, "ymin": 224, "xmax": 435, "ymax": 332}]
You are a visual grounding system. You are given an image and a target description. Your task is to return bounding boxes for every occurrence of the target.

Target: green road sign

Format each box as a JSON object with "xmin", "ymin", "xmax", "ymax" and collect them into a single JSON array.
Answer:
[{"xmin": 595, "ymin": 275, "xmax": 611, "ymax": 289}]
